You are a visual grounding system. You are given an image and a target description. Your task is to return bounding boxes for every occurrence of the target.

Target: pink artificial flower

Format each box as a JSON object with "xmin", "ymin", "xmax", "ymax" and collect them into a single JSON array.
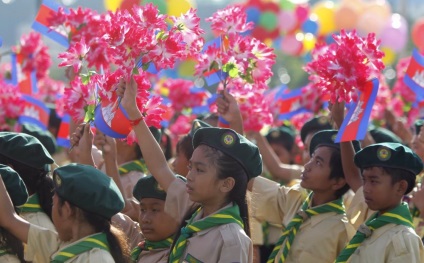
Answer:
[
  {"xmin": 36, "ymin": 77, "xmax": 65, "ymax": 104},
  {"xmin": 0, "ymin": 80, "xmax": 24, "ymax": 131},
  {"xmin": 58, "ymin": 38, "xmax": 90, "ymax": 73},
  {"xmin": 164, "ymin": 78, "xmax": 210, "ymax": 112},
  {"xmin": 132, "ymin": 3, "xmax": 168, "ymax": 32},
  {"xmin": 143, "ymin": 96, "xmax": 165, "ymax": 128},
  {"xmin": 62, "ymin": 77, "xmax": 97, "ymax": 122},
  {"xmin": 206, "ymin": 5, "xmax": 254, "ymax": 34}
]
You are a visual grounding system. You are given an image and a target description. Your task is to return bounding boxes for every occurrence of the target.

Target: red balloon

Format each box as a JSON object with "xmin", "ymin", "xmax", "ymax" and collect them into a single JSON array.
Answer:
[{"xmin": 412, "ymin": 18, "xmax": 424, "ymax": 52}]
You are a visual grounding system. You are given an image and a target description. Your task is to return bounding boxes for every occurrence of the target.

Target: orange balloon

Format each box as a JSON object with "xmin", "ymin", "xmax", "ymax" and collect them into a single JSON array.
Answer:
[
  {"xmin": 357, "ymin": 1, "xmax": 391, "ymax": 35},
  {"xmin": 334, "ymin": 2, "xmax": 361, "ymax": 30}
]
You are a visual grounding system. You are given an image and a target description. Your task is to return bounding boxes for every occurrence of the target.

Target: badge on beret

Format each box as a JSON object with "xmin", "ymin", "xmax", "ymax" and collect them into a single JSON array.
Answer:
[
  {"xmin": 55, "ymin": 174, "xmax": 62, "ymax": 187},
  {"xmin": 377, "ymin": 146, "xmax": 391, "ymax": 161},
  {"xmin": 331, "ymin": 134, "xmax": 337, "ymax": 142},
  {"xmin": 318, "ymin": 116, "xmax": 328, "ymax": 125},
  {"xmin": 271, "ymin": 131, "xmax": 280, "ymax": 138},
  {"xmin": 221, "ymin": 132, "xmax": 236, "ymax": 147}
]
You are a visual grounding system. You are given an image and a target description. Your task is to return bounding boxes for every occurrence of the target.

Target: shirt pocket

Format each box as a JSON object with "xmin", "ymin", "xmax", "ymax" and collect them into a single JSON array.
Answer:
[{"xmin": 183, "ymin": 253, "xmax": 204, "ymax": 263}]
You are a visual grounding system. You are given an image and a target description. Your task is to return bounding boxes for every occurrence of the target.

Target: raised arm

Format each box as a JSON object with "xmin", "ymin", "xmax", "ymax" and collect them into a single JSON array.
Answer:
[
  {"xmin": 117, "ymin": 77, "xmax": 175, "ymax": 191},
  {"xmin": 250, "ymin": 131, "xmax": 301, "ymax": 183},
  {"xmin": 331, "ymin": 101, "xmax": 363, "ymax": 192},
  {"xmin": 0, "ymin": 175, "xmax": 30, "ymax": 243},
  {"xmin": 70, "ymin": 122, "xmax": 95, "ymax": 167},
  {"xmin": 216, "ymin": 90, "xmax": 244, "ymax": 135}
]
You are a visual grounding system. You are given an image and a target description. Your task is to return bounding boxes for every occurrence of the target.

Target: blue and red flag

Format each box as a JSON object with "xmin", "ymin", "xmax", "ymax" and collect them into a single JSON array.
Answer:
[
  {"xmin": 32, "ymin": 0, "xmax": 69, "ymax": 48},
  {"xmin": 404, "ymin": 49, "xmax": 424, "ymax": 101},
  {"xmin": 56, "ymin": 114, "xmax": 70, "ymax": 148},
  {"xmin": 18, "ymin": 95, "xmax": 50, "ymax": 131},
  {"xmin": 202, "ymin": 37, "xmax": 229, "ymax": 86},
  {"xmin": 276, "ymin": 88, "xmax": 309, "ymax": 120},
  {"xmin": 11, "ymin": 53, "xmax": 38, "ymax": 95},
  {"xmin": 335, "ymin": 78, "xmax": 379, "ymax": 142}
]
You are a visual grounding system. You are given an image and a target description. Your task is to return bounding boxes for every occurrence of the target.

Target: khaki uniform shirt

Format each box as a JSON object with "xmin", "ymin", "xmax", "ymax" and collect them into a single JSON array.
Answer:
[
  {"xmin": 251, "ymin": 176, "xmax": 356, "ymax": 263},
  {"xmin": 25, "ymin": 224, "xmax": 114, "ymax": 263},
  {"xmin": 346, "ymin": 186, "xmax": 424, "ymax": 262},
  {"xmin": 165, "ymin": 178, "xmax": 253, "ymax": 263},
  {"xmin": 0, "ymin": 254, "xmax": 20, "ymax": 263}
]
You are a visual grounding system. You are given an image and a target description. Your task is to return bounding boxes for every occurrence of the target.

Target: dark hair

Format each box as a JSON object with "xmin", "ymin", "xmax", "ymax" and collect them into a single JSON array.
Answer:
[
  {"xmin": 169, "ymin": 145, "xmax": 250, "ymax": 261},
  {"xmin": 327, "ymin": 147, "xmax": 350, "ymax": 198},
  {"xmin": 176, "ymin": 135, "xmax": 194, "ymax": 161},
  {"xmin": 58, "ymin": 197, "xmax": 130, "ymax": 263},
  {"xmin": 0, "ymin": 154, "xmax": 54, "ymax": 220},
  {"xmin": 0, "ymin": 209, "xmax": 25, "ymax": 263},
  {"xmin": 382, "ymin": 167, "xmax": 416, "ymax": 195},
  {"xmin": 161, "ymin": 130, "xmax": 173, "ymax": 161}
]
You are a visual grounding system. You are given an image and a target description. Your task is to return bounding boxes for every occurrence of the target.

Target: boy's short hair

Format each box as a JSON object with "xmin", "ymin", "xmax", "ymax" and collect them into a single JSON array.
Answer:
[{"xmin": 354, "ymin": 143, "xmax": 423, "ymax": 194}]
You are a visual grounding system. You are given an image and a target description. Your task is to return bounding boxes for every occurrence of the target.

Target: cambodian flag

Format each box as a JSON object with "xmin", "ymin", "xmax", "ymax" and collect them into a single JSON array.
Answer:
[
  {"xmin": 10, "ymin": 53, "xmax": 38, "ymax": 95},
  {"xmin": 18, "ymin": 95, "xmax": 50, "ymax": 131},
  {"xmin": 56, "ymin": 114, "xmax": 70, "ymax": 148},
  {"xmin": 404, "ymin": 49, "xmax": 424, "ymax": 101},
  {"xmin": 335, "ymin": 78, "xmax": 379, "ymax": 142},
  {"xmin": 32, "ymin": 0, "xmax": 69, "ymax": 48},
  {"xmin": 277, "ymin": 88, "xmax": 309, "ymax": 120}
]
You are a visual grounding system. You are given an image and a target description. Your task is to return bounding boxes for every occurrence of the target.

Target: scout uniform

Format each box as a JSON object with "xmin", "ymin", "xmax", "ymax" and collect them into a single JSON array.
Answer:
[
  {"xmin": 25, "ymin": 164, "xmax": 125, "ymax": 263},
  {"xmin": 0, "ymin": 132, "xmax": 56, "ymax": 233},
  {"xmin": 165, "ymin": 128, "xmax": 262, "ymax": 263},
  {"xmin": 0, "ymin": 165, "xmax": 28, "ymax": 263},
  {"xmin": 251, "ymin": 130, "xmax": 357, "ymax": 263},
  {"xmin": 338, "ymin": 143, "xmax": 424, "ymax": 262}
]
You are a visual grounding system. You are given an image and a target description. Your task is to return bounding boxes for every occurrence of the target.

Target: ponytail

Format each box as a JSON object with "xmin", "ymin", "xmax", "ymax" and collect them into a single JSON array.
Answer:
[{"xmin": 0, "ymin": 154, "xmax": 54, "ymax": 219}]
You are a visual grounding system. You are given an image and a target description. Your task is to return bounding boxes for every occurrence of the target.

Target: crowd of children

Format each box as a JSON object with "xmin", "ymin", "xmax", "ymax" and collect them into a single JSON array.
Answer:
[{"xmin": 1, "ymin": 76, "xmax": 424, "ymax": 263}]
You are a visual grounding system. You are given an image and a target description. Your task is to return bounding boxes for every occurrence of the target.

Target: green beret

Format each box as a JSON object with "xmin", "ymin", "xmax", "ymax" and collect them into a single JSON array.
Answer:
[
  {"xmin": 369, "ymin": 126, "xmax": 402, "ymax": 144},
  {"xmin": 265, "ymin": 126, "xmax": 296, "ymax": 151},
  {"xmin": 354, "ymin": 143, "xmax": 423, "ymax": 175},
  {"xmin": 53, "ymin": 163, "xmax": 124, "ymax": 219},
  {"xmin": 22, "ymin": 124, "xmax": 57, "ymax": 155},
  {"xmin": 189, "ymin": 119, "xmax": 212, "ymax": 138},
  {"xmin": 0, "ymin": 164, "xmax": 28, "ymax": 207},
  {"xmin": 192, "ymin": 127, "xmax": 262, "ymax": 179},
  {"xmin": 0, "ymin": 132, "xmax": 54, "ymax": 170},
  {"xmin": 149, "ymin": 126, "xmax": 162, "ymax": 144},
  {"xmin": 309, "ymin": 130, "xmax": 361, "ymax": 156},
  {"xmin": 415, "ymin": 120, "xmax": 424, "ymax": 135},
  {"xmin": 133, "ymin": 175, "xmax": 186, "ymax": 201},
  {"xmin": 300, "ymin": 116, "xmax": 332, "ymax": 143}
]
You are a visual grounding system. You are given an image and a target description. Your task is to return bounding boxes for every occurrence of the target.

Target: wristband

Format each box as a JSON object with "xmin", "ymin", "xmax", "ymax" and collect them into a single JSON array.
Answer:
[{"xmin": 129, "ymin": 115, "xmax": 144, "ymax": 127}]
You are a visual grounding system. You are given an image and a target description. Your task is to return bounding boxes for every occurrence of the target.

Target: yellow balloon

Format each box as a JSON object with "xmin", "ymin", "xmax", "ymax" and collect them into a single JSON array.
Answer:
[
  {"xmin": 312, "ymin": 1, "xmax": 336, "ymax": 36},
  {"xmin": 104, "ymin": 0, "xmax": 124, "ymax": 12},
  {"xmin": 381, "ymin": 46, "xmax": 396, "ymax": 65},
  {"xmin": 167, "ymin": 0, "xmax": 194, "ymax": 17},
  {"xmin": 303, "ymin": 33, "xmax": 316, "ymax": 52}
]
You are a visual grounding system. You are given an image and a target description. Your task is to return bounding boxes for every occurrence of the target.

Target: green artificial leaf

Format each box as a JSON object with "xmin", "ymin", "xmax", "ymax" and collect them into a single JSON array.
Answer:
[
  {"xmin": 223, "ymin": 63, "xmax": 239, "ymax": 78},
  {"xmin": 84, "ymin": 104, "xmax": 96, "ymax": 123},
  {"xmin": 81, "ymin": 74, "xmax": 90, "ymax": 85},
  {"xmin": 133, "ymin": 67, "xmax": 140, "ymax": 75}
]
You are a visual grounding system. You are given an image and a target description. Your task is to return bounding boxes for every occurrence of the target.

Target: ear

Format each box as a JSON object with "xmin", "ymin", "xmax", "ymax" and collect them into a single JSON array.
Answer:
[
  {"xmin": 331, "ymin": 177, "xmax": 347, "ymax": 192},
  {"xmin": 395, "ymin": 180, "xmax": 409, "ymax": 196},
  {"xmin": 61, "ymin": 200, "xmax": 75, "ymax": 219},
  {"xmin": 220, "ymin": 177, "xmax": 236, "ymax": 193}
]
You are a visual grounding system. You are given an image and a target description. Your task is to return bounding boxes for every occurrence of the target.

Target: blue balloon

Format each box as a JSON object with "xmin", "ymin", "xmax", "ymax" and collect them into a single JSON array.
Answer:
[
  {"xmin": 245, "ymin": 7, "xmax": 261, "ymax": 24},
  {"xmin": 302, "ymin": 19, "xmax": 319, "ymax": 35},
  {"xmin": 325, "ymin": 33, "xmax": 336, "ymax": 44}
]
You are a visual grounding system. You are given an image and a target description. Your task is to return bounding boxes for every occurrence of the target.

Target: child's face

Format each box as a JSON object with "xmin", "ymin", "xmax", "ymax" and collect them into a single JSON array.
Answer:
[
  {"xmin": 270, "ymin": 143, "xmax": 292, "ymax": 164},
  {"xmin": 139, "ymin": 198, "xmax": 178, "ymax": 242},
  {"xmin": 186, "ymin": 145, "xmax": 226, "ymax": 205},
  {"xmin": 52, "ymin": 193, "xmax": 72, "ymax": 241},
  {"xmin": 172, "ymin": 147, "xmax": 190, "ymax": 177},
  {"xmin": 362, "ymin": 167, "xmax": 404, "ymax": 213},
  {"xmin": 300, "ymin": 146, "xmax": 334, "ymax": 192},
  {"xmin": 411, "ymin": 135, "xmax": 424, "ymax": 161}
]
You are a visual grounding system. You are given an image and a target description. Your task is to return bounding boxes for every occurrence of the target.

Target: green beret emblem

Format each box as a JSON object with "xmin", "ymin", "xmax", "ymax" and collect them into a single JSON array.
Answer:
[
  {"xmin": 271, "ymin": 131, "xmax": 280, "ymax": 138},
  {"xmin": 221, "ymin": 132, "xmax": 235, "ymax": 147},
  {"xmin": 377, "ymin": 147, "xmax": 391, "ymax": 161},
  {"xmin": 55, "ymin": 174, "xmax": 62, "ymax": 187},
  {"xmin": 318, "ymin": 116, "xmax": 328, "ymax": 125},
  {"xmin": 331, "ymin": 134, "xmax": 337, "ymax": 142}
]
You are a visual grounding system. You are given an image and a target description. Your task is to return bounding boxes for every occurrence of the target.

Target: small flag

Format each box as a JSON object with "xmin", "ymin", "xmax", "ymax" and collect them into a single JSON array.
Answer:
[
  {"xmin": 276, "ymin": 88, "xmax": 309, "ymax": 120},
  {"xmin": 404, "ymin": 49, "xmax": 424, "ymax": 101},
  {"xmin": 11, "ymin": 53, "xmax": 38, "ymax": 95},
  {"xmin": 335, "ymin": 78, "xmax": 379, "ymax": 142},
  {"xmin": 18, "ymin": 95, "xmax": 50, "ymax": 131},
  {"xmin": 56, "ymin": 114, "xmax": 70, "ymax": 148},
  {"xmin": 32, "ymin": 0, "xmax": 69, "ymax": 48},
  {"xmin": 202, "ymin": 37, "xmax": 229, "ymax": 86}
]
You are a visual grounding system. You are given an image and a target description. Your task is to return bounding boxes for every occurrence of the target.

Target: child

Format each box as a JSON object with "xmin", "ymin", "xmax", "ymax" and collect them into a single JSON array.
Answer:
[
  {"xmin": 336, "ymin": 143, "xmax": 424, "ymax": 262},
  {"xmin": 249, "ymin": 130, "xmax": 358, "ymax": 263},
  {"xmin": 0, "ymin": 163, "xmax": 130, "ymax": 262},
  {"xmin": 0, "ymin": 164, "xmax": 28, "ymax": 263},
  {"xmin": 130, "ymin": 175, "xmax": 180, "ymax": 262},
  {"xmin": 300, "ymin": 116, "xmax": 332, "ymax": 164},
  {"xmin": 0, "ymin": 132, "xmax": 56, "ymax": 232},
  {"xmin": 116, "ymin": 77, "xmax": 262, "ymax": 262}
]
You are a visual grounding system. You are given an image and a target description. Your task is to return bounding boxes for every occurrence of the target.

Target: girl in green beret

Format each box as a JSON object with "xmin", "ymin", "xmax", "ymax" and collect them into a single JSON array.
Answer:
[
  {"xmin": 0, "ymin": 163, "xmax": 130, "ymax": 263},
  {"xmin": 0, "ymin": 165, "xmax": 28, "ymax": 263},
  {"xmin": 117, "ymin": 78, "xmax": 259, "ymax": 263}
]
